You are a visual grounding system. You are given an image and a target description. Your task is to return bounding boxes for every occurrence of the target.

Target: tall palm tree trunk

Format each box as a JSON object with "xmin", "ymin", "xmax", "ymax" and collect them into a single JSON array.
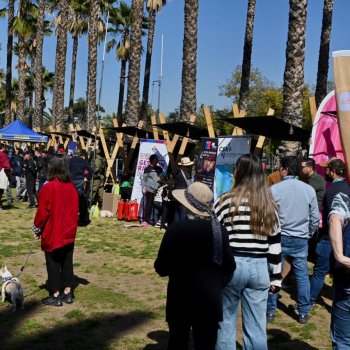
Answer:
[
  {"xmin": 117, "ymin": 59, "xmax": 127, "ymax": 118},
  {"xmin": 280, "ymin": 0, "xmax": 308, "ymax": 155},
  {"xmin": 5, "ymin": 0, "xmax": 15, "ymax": 124},
  {"xmin": 179, "ymin": 0, "xmax": 199, "ymax": 122},
  {"xmin": 17, "ymin": 37, "xmax": 27, "ymax": 122},
  {"xmin": 51, "ymin": 0, "xmax": 69, "ymax": 127},
  {"xmin": 87, "ymin": 0, "xmax": 99, "ymax": 131},
  {"xmin": 69, "ymin": 35, "xmax": 79, "ymax": 124},
  {"xmin": 315, "ymin": 0, "xmax": 333, "ymax": 107},
  {"xmin": 33, "ymin": 0, "xmax": 45, "ymax": 129},
  {"xmin": 239, "ymin": 0, "xmax": 256, "ymax": 113},
  {"xmin": 140, "ymin": 9, "xmax": 156, "ymax": 120},
  {"xmin": 125, "ymin": 0, "xmax": 144, "ymax": 125}
]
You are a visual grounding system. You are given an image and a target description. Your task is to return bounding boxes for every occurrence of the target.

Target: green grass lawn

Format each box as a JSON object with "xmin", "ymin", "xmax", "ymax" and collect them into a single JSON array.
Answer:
[{"xmin": 0, "ymin": 201, "xmax": 332, "ymax": 349}]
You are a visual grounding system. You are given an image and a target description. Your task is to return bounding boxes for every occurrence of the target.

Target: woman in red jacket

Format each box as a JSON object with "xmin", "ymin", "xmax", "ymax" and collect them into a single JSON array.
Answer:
[{"xmin": 32, "ymin": 156, "xmax": 79, "ymax": 307}]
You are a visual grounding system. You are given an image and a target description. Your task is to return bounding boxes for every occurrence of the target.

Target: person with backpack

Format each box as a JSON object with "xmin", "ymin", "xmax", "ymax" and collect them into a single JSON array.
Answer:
[{"xmin": 24, "ymin": 151, "xmax": 38, "ymax": 208}]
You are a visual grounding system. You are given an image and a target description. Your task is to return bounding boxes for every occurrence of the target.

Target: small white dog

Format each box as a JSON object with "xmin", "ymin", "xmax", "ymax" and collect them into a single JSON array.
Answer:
[{"xmin": 1, "ymin": 266, "xmax": 24, "ymax": 312}]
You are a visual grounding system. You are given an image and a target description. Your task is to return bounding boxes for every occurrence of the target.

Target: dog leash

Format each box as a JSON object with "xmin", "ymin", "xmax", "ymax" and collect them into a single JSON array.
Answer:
[{"xmin": 16, "ymin": 238, "xmax": 37, "ymax": 278}]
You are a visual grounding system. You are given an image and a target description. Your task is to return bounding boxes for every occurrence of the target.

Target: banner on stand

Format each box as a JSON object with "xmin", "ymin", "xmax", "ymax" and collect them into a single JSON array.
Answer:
[
  {"xmin": 131, "ymin": 139, "xmax": 169, "ymax": 204},
  {"xmin": 196, "ymin": 138, "xmax": 218, "ymax": 191},
  {"xmin": 214, "ymin": 136, "xmax": 251, "ymax": 200}
]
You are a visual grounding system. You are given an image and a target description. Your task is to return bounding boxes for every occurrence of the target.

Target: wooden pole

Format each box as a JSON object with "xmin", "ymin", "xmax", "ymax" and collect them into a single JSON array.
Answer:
[
  {"xmin": 151, "ymin": 115, "xmax": 159, "ymax": 140},
  {"xmin": 203, "ymin": 107, "xmax": 216, "ymax": 138},
  {"xmin": 309, "ymin": 96, "xmax": 317, "ymax": 125}
]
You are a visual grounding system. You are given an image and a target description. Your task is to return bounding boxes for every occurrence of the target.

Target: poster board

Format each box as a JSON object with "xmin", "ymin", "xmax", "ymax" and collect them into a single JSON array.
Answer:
[
  {"xmin": 130, "ymin": 139, "xmax": 169, "ymax": 204},
  {"xmin": 195, "ymin": 138, "xmax": 218, "ymax": 190},
  {"xmin": 214, "ymin": 136, "xmax": 251, "ymax": 200}
]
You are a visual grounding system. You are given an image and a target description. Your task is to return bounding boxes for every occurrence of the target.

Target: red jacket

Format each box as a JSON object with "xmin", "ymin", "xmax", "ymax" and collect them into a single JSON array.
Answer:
[
  {"xmin": 34, "ymin": 179, "xmax": 79, "ymax": 252},
  {"xmin": 0, "ymin": 151, "xmax": 10, "ymax": 172}
]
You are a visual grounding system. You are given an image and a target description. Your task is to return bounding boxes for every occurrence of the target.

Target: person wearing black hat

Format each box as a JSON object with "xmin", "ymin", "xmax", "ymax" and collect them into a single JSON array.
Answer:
[
  {"xmin": 310, "ymin": 158, "xmax": 350, "ymax": 306},
  {"xmin": 154, "ymin": 182, "xmax": 236, "ymax": 350}
]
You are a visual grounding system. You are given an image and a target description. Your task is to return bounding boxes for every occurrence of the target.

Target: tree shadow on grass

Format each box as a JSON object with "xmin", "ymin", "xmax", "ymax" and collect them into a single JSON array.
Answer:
[
  {"xmin": 0, "ymin": 300, "xmax": 41, "ymax": 338},
  {"xmin": 2, "ymin": 308, "xmax": 152, "ymax": 350},
  {"xmin": 268, "ymin": 329, "xmax": 318, "ymax": 350}
]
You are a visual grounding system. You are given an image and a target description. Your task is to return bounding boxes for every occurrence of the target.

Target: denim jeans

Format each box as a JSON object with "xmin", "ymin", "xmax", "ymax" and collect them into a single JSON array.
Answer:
[
  {"xmin": 267, "ymin": 236, "xmax": 310, "ymax": 316},
  {"xmin": 153, "ymin": 201, "xmax": 162, "ymax": 224},
  {"xmin": 331, "ymin": 282, "xmax": 350, "ymax": 350},
  {"xmin": 310, "ymin": 238, "xmax": 333, "ymax": 304},
  {"xmin": 216, "ymin": 254, "xmax": 270, "ymax": 350}
]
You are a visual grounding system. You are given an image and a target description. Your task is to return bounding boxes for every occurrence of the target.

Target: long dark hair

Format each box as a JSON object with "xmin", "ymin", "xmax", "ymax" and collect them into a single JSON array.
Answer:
[
  {"xmin": 227, "ymin": 154, "xmax": 278, "ymax": 236},
  {"xmin": 47, "ymin": 157, "xmax": 71, "ymax": 183}
]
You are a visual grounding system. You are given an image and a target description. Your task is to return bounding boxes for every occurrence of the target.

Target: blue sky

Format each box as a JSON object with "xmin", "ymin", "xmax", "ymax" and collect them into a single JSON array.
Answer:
[{"xmin": 1, "ymin": 0, "xmax": 350, "ymax": 117}]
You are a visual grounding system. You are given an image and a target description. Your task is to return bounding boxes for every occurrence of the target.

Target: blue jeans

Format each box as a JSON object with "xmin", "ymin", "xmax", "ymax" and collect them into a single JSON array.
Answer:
[
  {"xmin": 331, "ymin": 282, "xmax": 350, "ymax": 350},
  {"xmin": 310, "ymin": 238, "xmax": 332, "ymax": 304},
  {"xmin": 267, "ymin": 236, "xmax": 310, "ymax": 316},
  {"xmin": 216, "ymin": 254, "xmax": 270, "ymax": 350}
]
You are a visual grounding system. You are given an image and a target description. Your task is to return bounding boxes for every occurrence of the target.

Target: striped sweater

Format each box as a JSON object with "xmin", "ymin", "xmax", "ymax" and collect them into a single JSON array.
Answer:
[{"xmin": 214, "ymin": 193, "xmax": 282, "ymax": 287}]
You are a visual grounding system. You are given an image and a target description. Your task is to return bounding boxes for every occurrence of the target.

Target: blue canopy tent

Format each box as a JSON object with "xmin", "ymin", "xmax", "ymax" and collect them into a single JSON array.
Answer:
[{"xmin": 0, "ymin": 120, "xmax": 48, "ymax": 142}]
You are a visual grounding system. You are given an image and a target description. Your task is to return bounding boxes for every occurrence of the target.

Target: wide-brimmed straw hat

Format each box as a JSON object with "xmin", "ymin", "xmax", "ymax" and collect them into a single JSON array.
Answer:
[
  {"xmin": 172, "ymin": 182, "xmax": 213, "ymax": 217},
  {"xmin": 178, "ymin": 157, "xmax": 194, "ymax": 166}
]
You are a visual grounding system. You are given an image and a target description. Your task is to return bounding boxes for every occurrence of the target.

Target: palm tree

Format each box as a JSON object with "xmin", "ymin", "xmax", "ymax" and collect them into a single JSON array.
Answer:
[
  {"xmin": 315, "ymin": 0, "xmax": 333, "ymax": 107},
  {"xmin": 0, "ymin": 1, "xmax": 15, "ymax": 124},
  {"xmin": 280, "ymin": 0, "xmax": 308, "ymax": 155},
  {"xmin": 33, "ymin": 0, "xmax": 46, "ymax": 129},
  {"xmin": 124, "ymin": 0, "xmax": 144, "ymax": 125},
  {"xmin": 13, "ymin": 0, "xmax": 37, "ymax": 122},
  {"xmin": 179, "ymin": 0, "xmax": 199, "ymax": 122},
  {"xmin": 107, "ymin": 3, "xmax": 131, "ymax": 120},
  {"xmin": 67, "ymin": 0, "xmax": 89, "ymax": 123},
  {"xmin": 140, "ymin": 0, "xmax": 166, "ymax": 120},
  {"xmin": 86, "ymin": 0, "xmax": 100, "ymax": 131},
  {"xmin": 51, "ymin": 0, "xmax": 69, "ymax": 127},
  {"xmin": 238, "ymin": 0, "xmax": 256, "ymax": 113}
]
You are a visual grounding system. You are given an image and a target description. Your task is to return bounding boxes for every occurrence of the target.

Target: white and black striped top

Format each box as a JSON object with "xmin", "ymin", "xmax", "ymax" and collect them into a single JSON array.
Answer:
[{"xmin": 214, "ymin": 193, "xmax": 282, "ymax": 286}]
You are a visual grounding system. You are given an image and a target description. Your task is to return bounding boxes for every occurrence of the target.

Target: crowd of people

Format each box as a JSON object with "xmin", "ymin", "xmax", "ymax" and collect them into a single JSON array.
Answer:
[
  {"xmin": 0, "ymin": 143, "xmax": 106, "ymax": 216},
  {"xmin": 2, "ymin": 139, "xmax": 350, "ymax": 349},
  {"xmin": 153, "ymin": 154, "xmax": 350, "ymax": 350}
]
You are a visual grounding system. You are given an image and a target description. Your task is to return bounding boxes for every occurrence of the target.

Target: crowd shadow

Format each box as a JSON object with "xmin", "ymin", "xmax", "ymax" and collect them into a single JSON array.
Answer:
[
  {"xmin": 0, "ymin": 301, "xmax": 152, "ymax": 350},
  {"xmin": 143, "ymin": 330, "xmax": 169, "ymax": 349},
  {"xmin": 268, "ymin": 329, "xmax": 318, "ymax": 349}
]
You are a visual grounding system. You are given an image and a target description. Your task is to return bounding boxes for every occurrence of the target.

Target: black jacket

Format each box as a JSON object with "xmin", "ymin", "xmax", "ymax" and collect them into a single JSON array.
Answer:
[
  {"xmin": 69, "ymin": 156, "xmax": 92, "ymax": 180},
  {"xmin": 36, "ymin": 156, "xmax": 48, "ymax": 181},
  {"xmin": 154, "ymin": 219, "xmax": 235, "ymax": 322},
  {"xmin": 24, "ymin": 158, "xmax": 37, "ymax": 180}
]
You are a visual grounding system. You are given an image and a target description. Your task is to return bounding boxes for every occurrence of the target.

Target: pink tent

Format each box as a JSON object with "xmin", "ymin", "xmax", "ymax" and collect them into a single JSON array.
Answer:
[{"xmin": 309, "ymin": 90, "xmax": 344, "ymax": 176}]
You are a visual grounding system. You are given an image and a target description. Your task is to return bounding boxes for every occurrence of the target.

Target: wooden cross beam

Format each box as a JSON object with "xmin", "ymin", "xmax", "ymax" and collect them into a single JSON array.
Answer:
[
  {"xmin": 203, "ymin": 107, "xmax": 216, "ymax": 138},
  {"xmin": 75, "ymin": 124, "xmax": 86, "ymax": 150},
  {"xmin": 158, "ymin": 112, "xmax": 178, "ymax": 171},
  {"xmin": 253, "ymin": 108, "xmax": 275, "ymax": 156},
  {"xmin": 177, "ymin": 114, "xmax": 197, "ymax": 162},
  {"xmin": 232, "ymin": 104, "xmax": 245, "ymax": 136},
  {"xmin": 151, "ymin": 115, "xmax": 159, "ymax": 140},
  {"xmin": 124, "ymin": 120, "xmax": 144, "ymax": 171}
]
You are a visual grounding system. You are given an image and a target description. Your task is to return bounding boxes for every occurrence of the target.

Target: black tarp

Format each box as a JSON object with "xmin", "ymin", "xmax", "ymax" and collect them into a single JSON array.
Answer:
[
  {"xmin": 220, "ymin": 116, "xmax": 310, "ymax": 142},
  {"xmin": 155, "ymin": 122, "xmax": 209, "ymax": 140}
]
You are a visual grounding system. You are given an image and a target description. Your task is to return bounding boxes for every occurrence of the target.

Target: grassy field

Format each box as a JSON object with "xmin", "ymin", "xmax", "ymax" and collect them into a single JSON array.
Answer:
[{"xmin": 0, "ymin": 201, "xmax": 332, "ymax": 349}]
